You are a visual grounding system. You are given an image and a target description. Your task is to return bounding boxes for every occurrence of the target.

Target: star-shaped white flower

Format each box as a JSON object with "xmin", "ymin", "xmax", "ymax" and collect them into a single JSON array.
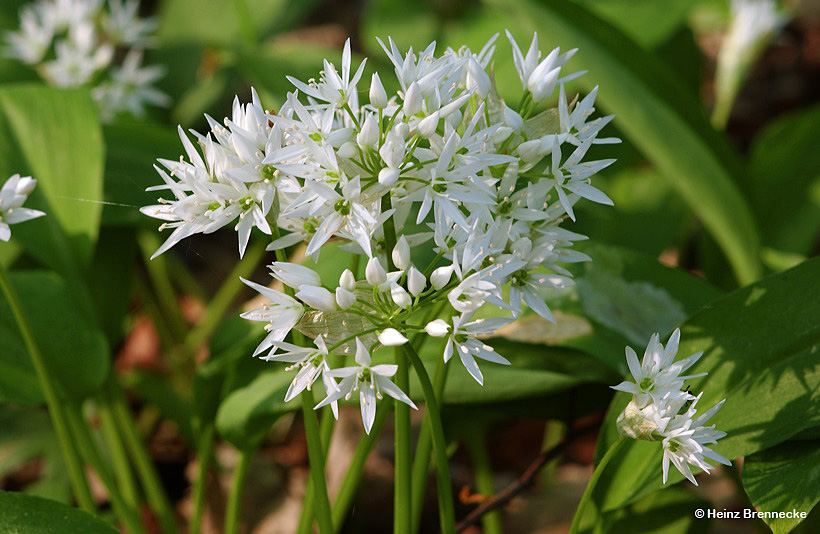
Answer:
[{"xmin": 0, "ymin": 174, "xmax": 46, "ymax": 242}]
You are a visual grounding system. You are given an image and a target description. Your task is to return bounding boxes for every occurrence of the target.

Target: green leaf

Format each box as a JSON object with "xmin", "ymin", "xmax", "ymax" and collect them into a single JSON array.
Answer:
[
  {"xmin": 491, "ymin": 0, "xmax": 761, "ymax": 285},
  {"xmin": 215, "ymin": 368, "xmax": 294, "ymax": 450},
  {"xmin": 0, "ymin": 406, "xmax": 70, "ymax": 503},
  {"xmin": 573, "ymin": 0, "xmax": 695, "ymax": 48},
  {"xmin": 593, "ymin": 258, "xmax": 820, "ymax": 511},
  {"xmin": 743, "ymin": 440, "xmax": 820, "ymax": 534},
  {"xmin": 589, "ymin": 487, "xmax": 711, "ymax": 534},
  {"xmin": 0, "ymin": 491, "xmax": 118, "ymax": 534},
  {"xmin": 102, "ymin": 123, "xmax": 180, "ymax": 226},
  {"xmin": 123, "ymin": 371, "xmax": 195, "ymax": 445},
  {"xmin": 747, "ymin": 104, "xmax": 820, "ymax": 256},
  {"xmin": 0, "ymin": 271, "xmax": 110, "ymax": 404},
  {"xmin": 0, "ymin": 85, "xmax": 104, "ymax": 268}
]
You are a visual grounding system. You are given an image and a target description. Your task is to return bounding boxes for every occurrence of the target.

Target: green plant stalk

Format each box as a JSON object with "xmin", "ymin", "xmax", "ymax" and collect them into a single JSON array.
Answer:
[
  {"xmin": 402, "ymin": 343, "xmax": 455, "ymax": 534},
  {"xmin": 270, "ymin": 230, "xmax": 334, "ymax": 534},
  {"xmin": 0, "ymin": 266, "xmax": 96, "ymax": 513},
  {"xmin": 190, "ymin": 424, "xmax": 215, "ymax": 534},
  {"xmin": 380, "ymin": 194, "xmax": 412, "ymax": 534},
  {"xmin": 137, "ymin": 231, "xmax": 187, "ymax": 341},
  {"xmin": 225, "ymin": 449, "xmax": 252, "ymax": 534},
  {"xmin": 569, "ymin": 435, "xmax": 626, "ymax": 534},
  {"xmin": 185, "ymin": 239, "xmax": 266, "ymax": 356},
  {"xmin": 410, "ymin": 355, "xmax": 450, "ymax": 534},
  {"xmin": 63, "ymin": 402, "xmax": 146, "ymax": 534},
  {"xmin": 331, "ymin": 406, "xmax": 391, "ymax": 530},
  {"xmin": 110, "ymin": 386, "xmax": 178, "ymax": 534},
  {"xmin": 465, "ymin": 426, "xmax": 502, "ymax": 534},
  {"xmin": 96, "ymin": 397, "xmax": 141, "ymax": 511},
  {"xmin": 298, "ymin": 405, "xmax": 337, "ymax": 534},
  {"xmin": 301, "ymin": 395, "xmax": 335, "ymax": 534}
]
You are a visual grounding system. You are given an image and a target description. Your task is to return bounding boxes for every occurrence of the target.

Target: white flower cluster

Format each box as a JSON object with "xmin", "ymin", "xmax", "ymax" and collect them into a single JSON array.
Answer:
[
  {"xmin": 613, "ymin": 329, "xmax": 730, "ymax": 485},
  {"xmin": 142, "ymin": 33, "xmax": 619, "ymax": 432},
  {"xmin": 0, "ymin": 174, "xmax": 46, "ymax": 242},
  {"xmin": 4, "ymin": 0, "xmax": 169, "ymax": 121}
]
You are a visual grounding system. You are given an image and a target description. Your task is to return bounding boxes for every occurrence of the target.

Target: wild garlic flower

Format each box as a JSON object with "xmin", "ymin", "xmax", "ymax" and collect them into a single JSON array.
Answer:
[
  {"xmin": 613, "ymin": 330, "xmax": 730, "ymax": 485},
  {"xmin": 316, "ymin": 338, "xmax": 416, "ymax": 434},
  {"xmin": 0, "ymin": 174, "xmax": 46, "ymax": 242},
  {"xmin": 4, "ymin": 0, "xmax": 167, "ymax": 121},
  {"xmin": 143, "ymin": 33, "xmax": 620, "ymax": 429}
]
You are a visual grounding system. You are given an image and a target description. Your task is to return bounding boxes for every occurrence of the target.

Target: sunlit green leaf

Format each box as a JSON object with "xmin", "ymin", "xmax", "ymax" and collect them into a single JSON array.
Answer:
[{"xmin": 0, "ymin": 491, "xmax": 118, "ymax": 534}]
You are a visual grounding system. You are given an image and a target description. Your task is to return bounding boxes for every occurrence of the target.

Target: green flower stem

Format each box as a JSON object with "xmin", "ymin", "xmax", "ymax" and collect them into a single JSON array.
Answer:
[
  {"xmin": 96, "ymin": 397, "xmax": 141, "ymax": 511},
  {"xmin": 0, "ymin": 266, "xmax": 96, "ymax": 513},
  {"xmin": 331, "ymin": 405, "xmax": 391, "ymax": 530},
  {"xmin": 410, "ymin": 354, "xmax": 450, "ymax": 534},
  {"xmin": 270, "ymin": 230, "xmax": 334, "ymax": 534},
  {"xmin": 394, "ymin": 347, "xmax": 412, "ymax": 534},
  {"xmin": 224, "ymin": 448, "xmax": 252, "ymax": 534},
  {"xmin": 137, "ymin": 231, "xmax": 187, "ymax": 342},
  {"xmin": 402, "ymin": 343, "xmax": 455, "ymax": 534},
  {"xmin": 301, "ymin": 394, "xmax": 334, "ymax": 534},
  {"xmin": 568, "ymin": 435, "xmax": 627, "ymax": 534},
  {"xmin": 465, "ymin": 426, "xmax": 502, "ymax": 534},
  {"xmin": 110, "ymin": 385, "xmax": 178, "ymax": 534},
  {"xmin": 184, "ymin": 239, "xmax": 266, "ymax": 356},
  {"xmin": 297, "ymin": 404, "xmax": 337, "ymax": 534},
  {"xmin": 63, "ymin": 402, "xmax": 146, "ymax": 534},
  {"xmin": 380, "ymin": 192, "xmax": 413, "ymax": 534},
  {"xmin": 189, "ymin": 423, "xmax": 215, "ymax": 534}
]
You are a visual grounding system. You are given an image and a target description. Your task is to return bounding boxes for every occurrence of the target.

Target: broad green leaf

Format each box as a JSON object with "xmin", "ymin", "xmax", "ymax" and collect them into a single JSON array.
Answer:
[
  {"xmin": 0, "ymin": 85, "xmax": 104, "ymax": 268},
  {"xmin": 574, "ymin": 0, "xmax": 695, "ymax": 48},
  {"xmin": 584, "ymin": 487, "xmax": 711, "ymax": 534},
  {"xmin": 0, "ymin": 491, "xmax": 118, "ymax": 534},
  {"xmin": 747, "ymin": 104, "xmax": 820, "ymax": 256},
  {"xmin": 157, "ymin": 0, "xmax": 320, "ymax": 47},
  {"xmin": 102, "ymin": 123, "xmax": 180, "ymax": 226},
  {"xmin": 0, "ymin": 271, "xmax": 109, "ymax": 403},
  {"xmin": 88, "ymin": 228, "xmax": 136, "ymax": 344},
  {"xmin": 593, "ymin": 258, "xmax": 820, "ymax": 511},
  {"xmin": 743, "ymin": 440, "xmax": 820, "ymax": 534},
  {"xmin": 0, "ymin": 406, "xmax": 70, "ymax": 503},
  {"xmin": 492, "ymin": 0, "xmax": 761, "ymax": 285},
  {"xmin": 215, "ymin": 368, "xmax": 294, "ymax": 450}
]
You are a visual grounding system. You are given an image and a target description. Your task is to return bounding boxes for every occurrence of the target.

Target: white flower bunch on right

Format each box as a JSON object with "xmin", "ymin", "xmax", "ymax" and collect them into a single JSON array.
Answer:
[
  {"xmin": 4, "ymin": 0, "xmax": 169, "ymax": 121},
  {"xmin": 613, "ymin": 329, "xmax": 731, "ymax": 485}
]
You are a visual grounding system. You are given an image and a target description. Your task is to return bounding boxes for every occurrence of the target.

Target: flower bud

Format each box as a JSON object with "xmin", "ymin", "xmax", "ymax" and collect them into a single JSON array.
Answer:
[
  {"xmin": 403, "ymin": 81, "xmax": 422, "ymax": 116},
  {"xmin": 504, "ymin": 106, "xmax": 524, "ymax": 131},
  {"xmin": 390, "ymin": 283, "xmax": 412, "ymax": 309},
  {"xmin": 379, "ymin": 129, "xmax": 404, "ymax": 169},
  {"xmin": 378, "ymin": 167, "xmax": 400, "ymax": 187},
  {"xmin": 424, "ymin": 319, "xmax": 450, "ymax": 337},
  {"xmin": 357, "ymin": 114, "xmax": 379, "ymax": 147},
  {"xmin": 378, "ymin": 328, "xmax": 408, "ymax": 346},
  {"xmin": 407, "ymin": 266, "xmax": 426, "ymax": 296},
  {"xmin": 370, "ymin": 72, "xmax": 387, "ymax": 109},
  {"xmin": 616, "ymin": 400, "xmax": 665, "ymax": 441},
  {"xmin": 335, "ymin": 287, "xmax": 357, "ymax": 309},
  {"xmin": 491, "ymin": 126, "xmax": 513, "ymax": 145},
  {"xmin": 296, "ymin": 285, "xmax": 337, "ymax": 311},
  {"xmin": 392, "ymin": 235, "xmax": 411, "ymax": 270},
  {"xmin": 430, "ymin": 264, "xmax": 454, "ymax": 290},
  {"xmin": 394, "ymin": 122, "xmax": 410, "ymax": 140},
  {"xmin": 337, "ymin": 142, "xmax": 357, "ymax": 159},
  {"xmin": 365, "ymin": 256, "xmax": 387, "ymax": 285},
  {"xmin": 531, "ymin": 66, "xmax": 560, "ymax": 103},
  {"xmin": 515, "ymin": 139, "xmax": 543, "ymax": 164},
  {"xmin": 416, "ymin": 111, "xmax": 439, "ymax": 138},
  {"xmin": 339, "ymin": 269, "xmax": 356, "ymax": 291}
]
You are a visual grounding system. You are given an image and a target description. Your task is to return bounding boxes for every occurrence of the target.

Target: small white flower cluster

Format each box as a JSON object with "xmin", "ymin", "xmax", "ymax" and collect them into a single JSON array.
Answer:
[
  {"xmin": 0, "ymin": 174, "xmax": 46, "ymax": 242},
  {"xmin": 142, "ymin": 32, "xmax": 619, "ymax": 432},
  {"xmin": 4, "ymin": 0, "xmax": 169, "ymax": 121},
  {"xmin": 612, "ymin": 329, "xmax": 730, "ymax": 485}
]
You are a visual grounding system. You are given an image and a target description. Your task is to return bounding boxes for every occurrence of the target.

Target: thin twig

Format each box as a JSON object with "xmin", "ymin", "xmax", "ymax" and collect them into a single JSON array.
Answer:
[{"xmin": 455, "ymin": 422, "xmax": 599, "ymax": 533}]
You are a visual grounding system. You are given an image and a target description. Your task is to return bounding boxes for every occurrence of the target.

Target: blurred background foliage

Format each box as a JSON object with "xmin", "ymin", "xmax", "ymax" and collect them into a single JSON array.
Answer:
[{"xmin": 0, "ymin": 0, "xmax": 817, "ymax": 533}]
